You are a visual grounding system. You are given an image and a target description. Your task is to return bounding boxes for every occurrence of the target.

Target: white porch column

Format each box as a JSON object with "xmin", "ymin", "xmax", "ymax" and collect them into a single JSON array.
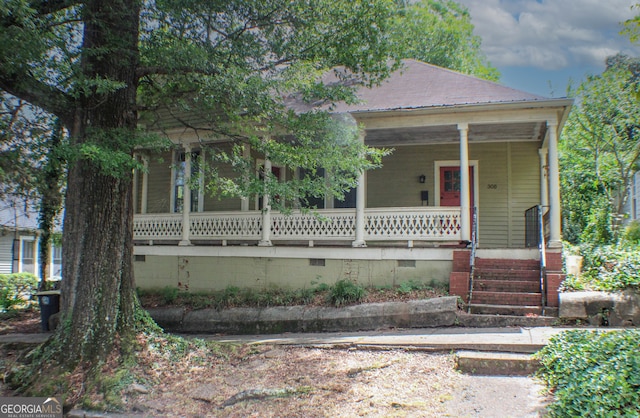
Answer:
[
  {"xmin": 241, "ymin": 143, "xmax": 250, "ymax": 211},
  {"xmin": 179, "ymin": 144, "xmax": 192, "ymax": 246},
  {"xmin": 352, "ymin": 132, "xmax": 367, "ymax": 247},
  {"xmin": 458, "ymin": 123, "xmax": 471, "ymax": 242},
  {"xmin": 538, "ymin": 148, "xmax": 549, "ymax": 211},
  {"xmin": 141, "ymin": 155, "xmax": 149, "ymax": 214},
  {"xmin": 547, "ymin": 121, "xmax": 562, "ymax": 247},
  {"xmin": 258, "ymin": 152, "xmax": 273, "ymax": 246}
]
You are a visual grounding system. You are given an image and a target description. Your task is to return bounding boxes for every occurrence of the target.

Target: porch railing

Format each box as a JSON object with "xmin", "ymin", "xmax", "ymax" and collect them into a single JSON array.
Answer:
[{"xmin": 133, "ymin": 207, "xmax": 461, "ymax": 243}]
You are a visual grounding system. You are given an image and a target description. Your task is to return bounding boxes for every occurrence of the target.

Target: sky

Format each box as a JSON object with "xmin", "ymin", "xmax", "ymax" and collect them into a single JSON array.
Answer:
[{"xmin": 456, "ymin": 0, "xmax": 640, "ymax": 97}]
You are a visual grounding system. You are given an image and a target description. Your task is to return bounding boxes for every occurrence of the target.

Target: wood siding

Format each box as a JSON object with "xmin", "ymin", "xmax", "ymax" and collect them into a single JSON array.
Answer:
[
  {"xmin": 145, "ymin": 150, "xmax": 172, "ymax": 214},
  {"xmin": 367, "ymin": 141, "xmax": 540, "ymax": 248},
  {"xmin": 203, "ymin": 143, "xmax": 243, "ymax": 211},
  {"xmin": 0, "ymin": 235, "xmax": 13, "ymax": 274}
]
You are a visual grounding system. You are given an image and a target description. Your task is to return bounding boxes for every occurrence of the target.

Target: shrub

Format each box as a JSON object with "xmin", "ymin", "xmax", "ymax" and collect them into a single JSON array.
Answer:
[
  {"xmin": 0, "ymin": 273, "xmax": 38, "ymax": 311},
  {"xmin": 327, "ymin": 279, "xmax": 366, "ymax": 307},
  {"xmin": 621, "ymin": 220, "xmax": 640, "ymax": 244},
  {"xmin": 160, "ymin": 286, "xmax": 180, "ymax": 304},
  {"xmin": 561, "ymin": 243, "xmax": 640, "ymax": 292},
  {"xmin": 536, "ymin": 329, "xmax": 640, "ymax": 417}
]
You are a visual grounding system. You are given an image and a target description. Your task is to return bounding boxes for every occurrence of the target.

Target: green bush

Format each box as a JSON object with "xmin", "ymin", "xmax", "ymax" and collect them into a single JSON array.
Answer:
[
  {"xmin": 536, "ymin": 329, "xmax": 640, "ymax": 417},
  {"xmin": 0, "ymin": 273, "xmax": 38, "ymax": 311},
  {"xmin": 621, "ymin": 220, "xmax": 640, "ymax": 244},
  {"xmin": 327, "ymin": 279, "xmax": 366, "ymax": 307},
  {"xmin": 561, "ymin": 243, "xmax": 640, "ymax": 292}
]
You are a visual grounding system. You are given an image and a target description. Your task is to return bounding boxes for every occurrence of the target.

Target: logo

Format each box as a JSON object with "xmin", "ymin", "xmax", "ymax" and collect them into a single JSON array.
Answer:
[{"xmin": 0, "ymin": 397, "xmax": 62, "ymax": 418}]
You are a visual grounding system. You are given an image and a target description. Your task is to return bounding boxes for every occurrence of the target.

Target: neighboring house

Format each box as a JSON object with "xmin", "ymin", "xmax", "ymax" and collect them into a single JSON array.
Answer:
[
  {"xmin": 630, "ymin": 171, "xmax": 640, "ymax": 221},
  {"xmin": 132, "ymin": 60, "xmax": 573, "ymax": 313},
  {"xmin": 0, "ymin": 197, "xmax": 62, "ymax": 279}
]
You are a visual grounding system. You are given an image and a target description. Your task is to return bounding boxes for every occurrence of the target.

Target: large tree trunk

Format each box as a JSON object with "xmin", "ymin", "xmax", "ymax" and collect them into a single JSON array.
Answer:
[{"xmin": 57, "ymin": 0, "xmax": 140, "ymax": 366}]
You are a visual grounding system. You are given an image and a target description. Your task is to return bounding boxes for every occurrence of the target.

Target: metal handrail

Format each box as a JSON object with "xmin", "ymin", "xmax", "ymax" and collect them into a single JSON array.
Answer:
[
  {"xmin": 467, "ymin": 207, "xmax": 478, "ymax": 313},
  {"xmin": 538, "ymin": 205, "xmax": 548, "ymax": 314}
]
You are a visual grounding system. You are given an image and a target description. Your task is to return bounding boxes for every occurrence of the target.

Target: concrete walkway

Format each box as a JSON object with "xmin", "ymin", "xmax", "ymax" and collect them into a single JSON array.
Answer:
[
  {"xmin": 190, "ymin": 326, "xmax": 578, "ymax": 353},
  {"xmin": 0, "ymin": 326, "xmax": 599, "ymax": 353}
]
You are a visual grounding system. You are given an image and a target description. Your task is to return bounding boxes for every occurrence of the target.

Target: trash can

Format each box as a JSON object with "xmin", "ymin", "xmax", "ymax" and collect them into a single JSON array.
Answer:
[{"xmin": 36, "ymin": 290, "xmax": 61, "ymax": 332}]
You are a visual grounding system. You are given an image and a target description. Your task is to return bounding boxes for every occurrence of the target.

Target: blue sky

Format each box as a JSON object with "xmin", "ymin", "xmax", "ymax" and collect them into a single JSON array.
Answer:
[{"xmin": 456, "ymin": 0, "xmax": 640, "ymax": 97}]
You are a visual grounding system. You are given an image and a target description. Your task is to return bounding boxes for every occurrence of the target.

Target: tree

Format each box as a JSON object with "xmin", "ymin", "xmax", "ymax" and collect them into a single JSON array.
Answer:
[
  {"xmin": 392, "ymin": 0, "xmax": 499, "ymax": 81},
  {"xmin": 560, "ymin": 54, "xmax": 640, "ymax": 243},
  {"xmin": 0, "ymin": 0, "xmax": 403, "ymax": 391}
]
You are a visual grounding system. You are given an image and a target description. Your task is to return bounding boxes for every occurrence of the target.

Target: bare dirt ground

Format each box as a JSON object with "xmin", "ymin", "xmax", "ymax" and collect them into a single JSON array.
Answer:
[{"xmin": 0, "ymin": 309, "xmax": 552, "ymax": 417}]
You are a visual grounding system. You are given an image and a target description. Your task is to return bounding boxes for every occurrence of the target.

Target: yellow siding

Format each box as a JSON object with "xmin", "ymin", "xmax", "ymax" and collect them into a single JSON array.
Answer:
[
  {"xmin": 146, "ymin": 150, "xmax": 172, "ymax": 213},
  {"xmin": 203, "ymin": 143, "xmax": 243, "ymax": 211},
  {"xmin": 367, "ymin": 141, "xmax": 540, "ymax": 248}
]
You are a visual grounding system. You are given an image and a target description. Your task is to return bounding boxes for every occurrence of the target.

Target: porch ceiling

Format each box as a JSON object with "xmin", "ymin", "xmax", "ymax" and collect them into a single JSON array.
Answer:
[{"xmin": 364, "ymin": 121, "xmax": 546, "ymax": 147}]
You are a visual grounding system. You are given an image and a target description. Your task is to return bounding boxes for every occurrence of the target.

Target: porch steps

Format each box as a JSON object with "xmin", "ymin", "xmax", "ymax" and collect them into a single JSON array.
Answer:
[
  {"xmin": 468, "ymin": 257, "xmax": 545, "ymax": 316},
  {"xmin": 450, "ymin": 250, "xmax": 564, "ymax": 317},
  {"xmin": 467, "ymin": 304, "xmax": 544, "ymax": 316}
]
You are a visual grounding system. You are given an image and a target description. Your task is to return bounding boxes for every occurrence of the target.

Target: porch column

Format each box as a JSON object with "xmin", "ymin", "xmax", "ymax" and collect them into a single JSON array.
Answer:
[
  {"xmin": 538, "ymin": 148, "xmax": 549, "ymax": 211},
  {"xmin": 241, "ymin": 143, "xmax": 250, "ymax": 211},
  {"xmin": 179, "ymin": 144, "xmax": 192, "ymax": 246},
  {"xmin": 547, "ymin": 121, "xmax": 562, "ymax": 248},
  {"xmin": 352, "ymin": 132, "xmax": 367, "ymax": 247},
  {"xmin": 458, "ymin": 123, "xmax": 471, "ymax": 242},
  {"xmin": 258, "ymin": 151, "xmax": 273, "ymax": 246},
  {"xmin": 141, "ymin": 154, "xmax": 149, "ymax": 214}
]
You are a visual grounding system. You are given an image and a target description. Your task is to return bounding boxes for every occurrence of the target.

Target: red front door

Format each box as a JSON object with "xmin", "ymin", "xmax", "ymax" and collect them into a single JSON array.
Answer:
[{"xmin": 440, "ymin": 166, "xmax": 474, "ymax": 207}]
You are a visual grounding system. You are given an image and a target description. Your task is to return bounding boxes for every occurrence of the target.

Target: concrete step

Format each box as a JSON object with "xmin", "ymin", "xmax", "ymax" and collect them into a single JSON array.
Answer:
[
  {"xmin": 473, "ymin": 268, "xmax": 540, "ymax": 281},
  {"xmin": 471, "ymin": 291, "xmax": 542, "ymax": 306},
  {"xmin": 455, "ymin": 350, "xmax": 541, "ymax": 376},
  {"xmin": 457, "ymin": 313, "xmax": 557, "ymax": 327},
  {"xmin": 467, "ymin": 304, "xmax": 543, "ymax": 316},
  {"xmin": 474, "ymin": 279, "xmax": 541, "ymax": 293}
]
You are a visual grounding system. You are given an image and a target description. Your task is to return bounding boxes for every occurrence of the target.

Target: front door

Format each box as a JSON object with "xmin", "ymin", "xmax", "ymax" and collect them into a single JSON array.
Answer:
[{"xmin": 440, "ymin": 166, "xmax": 474, "ymax": 207}]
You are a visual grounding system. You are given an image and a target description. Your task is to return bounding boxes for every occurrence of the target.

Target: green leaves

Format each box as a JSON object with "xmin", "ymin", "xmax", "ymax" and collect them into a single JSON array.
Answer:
[
  {"xmin": 560, "ymin": 54, "xmax": 640, "ymax": 244},
  {"xmin": 390, "ymin": 0, "xmax": 499, "ymax": 81},
  {"xmin": 536, "ymin": 330, "xmax": 640, "ymax": 417}
]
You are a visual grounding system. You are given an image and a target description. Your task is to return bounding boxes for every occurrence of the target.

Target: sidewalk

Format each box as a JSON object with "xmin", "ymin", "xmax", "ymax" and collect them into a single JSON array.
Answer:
[
  {"xmin": 0, "ymin": 326, "xmax": 602, "ymax": 353},
  {"xmin": 191, "ymin": 326, "xmax": 576, "ymax": 353}
]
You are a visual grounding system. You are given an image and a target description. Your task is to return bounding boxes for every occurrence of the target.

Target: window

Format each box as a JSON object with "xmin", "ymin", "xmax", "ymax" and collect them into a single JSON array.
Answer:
[
  {"xmin": 173, "ymin": 150, "xmax": 202, "ymax": 213},
  {"xmin": 298, "ymin": 167, "xmax": 356, "ymax": 209},
  {"xmin": 51, "ymin": 244, "xmax": 62, "ymax": 279},
  {"xmin": 19, "ymin": 238, "xmax": 36, "ymax": 275}
]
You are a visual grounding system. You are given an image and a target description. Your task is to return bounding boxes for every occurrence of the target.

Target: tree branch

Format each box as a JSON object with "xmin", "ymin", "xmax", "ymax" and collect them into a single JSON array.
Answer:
[
  {"xmin": 0, "ymin": 72, "xmax": 75, "ymax": 127},
  {"xmin": 30, "ymin": 0, "xmax": 80, "ymax": 16}
]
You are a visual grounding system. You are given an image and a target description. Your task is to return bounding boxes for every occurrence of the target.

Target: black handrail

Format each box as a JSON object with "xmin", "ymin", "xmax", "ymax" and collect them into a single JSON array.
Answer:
[
  {"xmin": 467, "ymin": 206, "xmax": 478, "ymax": 313},
  {"xmin": 538, "ymin": 205, "xmax": 548, "ymax": 314}
]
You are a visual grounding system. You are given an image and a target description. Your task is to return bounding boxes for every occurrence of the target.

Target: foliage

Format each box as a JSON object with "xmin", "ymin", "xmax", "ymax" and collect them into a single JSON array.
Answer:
[
  {"xmin": 0, "ymin": 273, "xmax": 38, "ymax": 311},
  {"xmin": 621, "ymin": 220, "xmax": 640, "ymax": 244},
  {"xmin": 327, "ymin": 279, "xmax": 367, "ymax": 307},
  {"xmin": 139, "ymin": 279, "xmax": 447, "ymax": 310},
  {"xmin": 536, "ymin": 329, "xmax": 640, "ymax": 417},
  {"xmin": 560, "ymin": 243, "xmax": 640, "ymax": 292},
  {"xmin": 560, "ymin": 54, "xmax": 640, "ymax": 244},
  {"xmin": 392, "ymin": 0, "xmax": 499, "ymax": 81}
]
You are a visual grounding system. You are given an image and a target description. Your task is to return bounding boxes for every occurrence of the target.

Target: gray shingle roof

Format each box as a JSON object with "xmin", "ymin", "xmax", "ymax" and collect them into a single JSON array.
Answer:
[{"xmin": 311, "ymin": 59, "xmax": 552, "ymax": 114}]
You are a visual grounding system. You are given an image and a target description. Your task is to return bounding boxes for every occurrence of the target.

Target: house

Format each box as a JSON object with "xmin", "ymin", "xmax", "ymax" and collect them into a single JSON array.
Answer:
[
  {"xmin": 0, "ymin": 197, "xmax": 62, "ymax": 278},
  {"xmin": 629, "ymin": 171, "xmax": 640, "ymax": 222},
  {"xmin": 132, "ymin": 60, "xmax": 573, "ymax": 314}
]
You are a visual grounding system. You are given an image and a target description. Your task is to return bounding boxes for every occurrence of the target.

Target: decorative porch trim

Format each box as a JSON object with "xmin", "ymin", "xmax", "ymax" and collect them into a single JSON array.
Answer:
[{"xmin": 133, "ymin": 207, "xmax": 462, "ymax": 244}]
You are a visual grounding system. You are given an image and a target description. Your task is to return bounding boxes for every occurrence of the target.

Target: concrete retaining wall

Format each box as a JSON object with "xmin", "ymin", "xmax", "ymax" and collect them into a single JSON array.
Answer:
[
  {"xmin": 559, "ymin": 290, "xmax": 640, "ymax": 326},
  {"xmin": 148, "ymin": 296, "xmax": 459, "ymax": 334}
]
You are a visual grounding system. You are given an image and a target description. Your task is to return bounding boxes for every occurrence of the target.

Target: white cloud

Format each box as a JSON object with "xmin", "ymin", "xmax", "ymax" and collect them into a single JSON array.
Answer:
[{"xmin": 457, "ymin": 0, "xmax": 639, "ymax": 69}]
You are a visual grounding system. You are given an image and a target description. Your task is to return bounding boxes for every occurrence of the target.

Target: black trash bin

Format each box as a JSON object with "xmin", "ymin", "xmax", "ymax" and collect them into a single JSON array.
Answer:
[{"xmin": 36, "ymin": 290, "xmax": 61, "ymax": 331}]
